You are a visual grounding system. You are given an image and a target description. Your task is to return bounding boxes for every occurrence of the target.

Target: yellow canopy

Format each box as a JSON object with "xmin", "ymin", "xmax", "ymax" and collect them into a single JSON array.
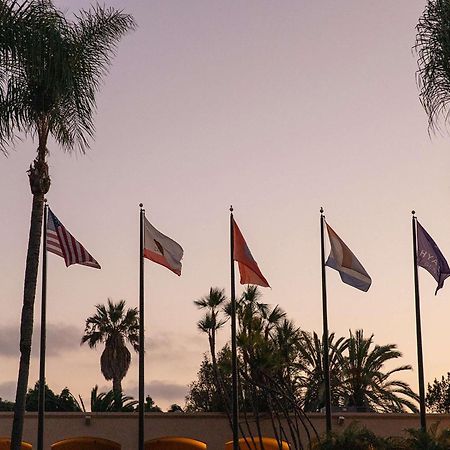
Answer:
[
  {"xmin": 51, "ymin": 436, "xmax": 120, "ymax": 450},
  {"xmin": 224, "ymin": 437, "xmax": 290, "ymax": 450},
  {"xmin": 145, "ymin": 437, "xmax": 207, "ymax": 450},
  {"xmin": 0, "ymin": 438, "xmax": 32, "ymax": 450}
]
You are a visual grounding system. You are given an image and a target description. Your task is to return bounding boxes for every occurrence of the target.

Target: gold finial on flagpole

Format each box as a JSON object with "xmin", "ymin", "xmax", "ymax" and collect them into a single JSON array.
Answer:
[
  {"xmin": 320, "ymin": 207, "xmax": 324, "ymax": 215},
  {"xmin": 139, "ymin": 203, "xmax": 143, "ymax": 208},
  {"xmin": 230, "ymin": 205, "xmax": 233, "ymax": 213},
  {"xmin": 412, "ymin": 210, "xmax": 416, "ymax": 217}
]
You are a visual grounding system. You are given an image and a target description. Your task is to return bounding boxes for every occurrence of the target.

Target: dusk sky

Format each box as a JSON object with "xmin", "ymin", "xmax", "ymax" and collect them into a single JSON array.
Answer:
[{"xmin": 2, "ymin": 0, "xmax": 450, "ymax": 410}]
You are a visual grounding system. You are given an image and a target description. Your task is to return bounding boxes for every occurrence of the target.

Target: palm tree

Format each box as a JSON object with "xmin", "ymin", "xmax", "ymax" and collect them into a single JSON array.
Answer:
[
  {"xmin": 0, "ymin": 2, "xmax": 135, "ymax": 448},
  {"xmin": 296, "ymin": 331, "xmax": 349, "ymax": 412},
  {"xmin": 234, "ymin": 287, "xmax": 316, "ymax": 449},
  {"xmin": 82, "ymin": 299, "xmax": 139, "ymax": 397},
  {"xmin": 415, "ymin": 0, "xmax": 450, "ymax": 132},
  {"xmin": 194, "ymin": 288, "xmax": 230, "ymax": 416},
  {"xmin": 340, "ymin": 330, "xmax": 418, "ymax": 413},
  {"xmin": 195, "ymin": 287, "xmax": 228, "ymax": 360},
  {"xmin": 89, "ymin": 385, "xmax": 137, "ymax": 412},
  {"xmin": 193, "ymin": 286, "xmax": 317, "ymax": 448}
]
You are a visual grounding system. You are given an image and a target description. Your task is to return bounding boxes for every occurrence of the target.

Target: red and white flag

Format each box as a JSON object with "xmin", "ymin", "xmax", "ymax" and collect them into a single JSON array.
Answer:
[
  {"xmin": 144, "ymin": 217, "xmax": 183, "ymax": 275},
  {"xmin": 47, "ymin": 208, "xmax": 101, "ymax": 269},
  {"xmin": 232, "ymin": 218, "xmax": 270, "ymax": 288}
]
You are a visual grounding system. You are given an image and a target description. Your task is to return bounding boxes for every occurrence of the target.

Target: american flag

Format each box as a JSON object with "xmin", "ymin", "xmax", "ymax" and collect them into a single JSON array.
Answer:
[{"xmin": 46, "ymin": 208, "xmax": 101, "ymax": 269}]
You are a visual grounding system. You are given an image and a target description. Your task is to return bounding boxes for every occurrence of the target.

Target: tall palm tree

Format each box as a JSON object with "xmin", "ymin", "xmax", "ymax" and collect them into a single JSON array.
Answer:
[
  {"xmin": 193, "ymin": 286, "xmax": 317, "ymax": 448},
  {"xmin": 233, "ymin": 287, "xmax": 315, "ymax": 449},
  {"xmin": 341, "ymin": 330, "xmax": 418, "ymax": 413},
  {"xmin": 416, "ymin": 0, "xmax": 450, "ymax": 132},
  {"xmin": 195, "ymin": 287, "xmax": 228, "ymax": 366},
  {"xmin": 235, "ymin": 285, "xmax": 287, "ymax": 376},
  {"xmin": 0, "ymin": 2, "xmax": 135, "ymax": 448},
  {"xmin": 194, "ymin": 288, "xmax": 230, "ymax": 415},
  {"xmin": 81, "ymin": 299, "xmax": 139, "ymax": 397}
]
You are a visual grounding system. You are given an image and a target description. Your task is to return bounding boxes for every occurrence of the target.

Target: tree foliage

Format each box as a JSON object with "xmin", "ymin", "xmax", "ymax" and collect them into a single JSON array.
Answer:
[
  {"xmin": 297, "ymin": 331, "xmax": 348, "ymax": 412},
  {"xmin": 0, "ymin": 398, "xmax": 15, "ymax": 411},
  {"xmin": 402, "ymin": 422, "xmax": 450, "ymax": 450},
  {"xmin": 89, "ymin": 385, "xmax": 137, "ymax": 412},
  {"xmin": 81, "ymin": 299, "xmax": 139, "ymax": 397},
  {"xmin": 190, "ymin": 286, "xmax": 318, "ymax": 450},
  {"xmin": 25, "ymin": 382, "xmax": 81, "ymax": 412},
  {"xmin": 0, "ymin": 2, "xmax": 135, "ymax": 448},
  {"xmin": 0, "ymin": 0, "xmax": 136, "ymax": 153},
  {"xmin": 416, "ymin": 0, "xmax": 450, "ymax": 133},
  {"xmin": 167, "ymin": 403, "xmax": 184, "ymax": 413},
  {"xmin": 189, "ymin": 286, "xmax": 419, "ymax": 449},
  {"xmin": 311, "ymin": 423, "xmax": 389, "ymax": 450},
  {"xmin": 143, "ymin": 395, "xmax": 162, "ymax": 412},
  {"xmin": 185, "ymin": 353, "xmax": 230, "ymax": 412},
  {"xmin": 311, "ymin": 422, "xmax": 450, "ymax": 450},
  {"xmin": 426, "ymin": 372, "xmax": 450, "ymax": 413},
  {"xmin": 340, "ymin": 330, "xmax": 418, "ymax": 413}
]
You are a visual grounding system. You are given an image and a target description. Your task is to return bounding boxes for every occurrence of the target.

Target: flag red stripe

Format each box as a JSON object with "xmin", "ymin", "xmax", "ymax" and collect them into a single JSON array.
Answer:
[
  {"xmin": 144, "ymin": 248, "xmax": 181, "ymax": 276},
  {"xmin": 80, "ymin": 244, "xmax": 87, "ymax": 262},
  {"xmin": 71, "ymin": 234, "xmax": 80, "ymax": 264},
  {"xmin": 67, "ymin": 232, "xmax": 77, "ymax": 265},
  {"xmin": 47, "ymin": 230, "xmax": 64, "ymax": 257},
  {"xmin": 58, "ymin": 228, "xmax": 72, "ymax": 266},
  {"xmin": 47, "ymin": 209, "xmax": 100, "ymax": 269}
]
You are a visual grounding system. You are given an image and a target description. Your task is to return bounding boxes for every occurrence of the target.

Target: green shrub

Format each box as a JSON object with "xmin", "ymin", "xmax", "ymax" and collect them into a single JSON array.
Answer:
[
  {"xmin": 310, "ymin": 422, "xmax": 383, "ymax": 450},
  {"xmin": 310, "ymin": 422, "xmax": 450, "ymax": 450},
  {"xmin": 401, "ymin": 422, "xmax": 450, "ymax": 450}
]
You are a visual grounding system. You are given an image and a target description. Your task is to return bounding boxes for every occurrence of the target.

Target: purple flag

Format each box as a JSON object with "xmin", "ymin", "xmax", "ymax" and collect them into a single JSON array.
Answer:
[{"xmin": 417, "ymin": 221, "xmax": 450, "ymax": 295}]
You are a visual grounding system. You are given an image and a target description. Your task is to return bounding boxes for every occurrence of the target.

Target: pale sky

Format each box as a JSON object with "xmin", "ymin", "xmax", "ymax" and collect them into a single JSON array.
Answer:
[{"xmin": 1, "ymin": 0, "xmax": 450, "ymax": 410}]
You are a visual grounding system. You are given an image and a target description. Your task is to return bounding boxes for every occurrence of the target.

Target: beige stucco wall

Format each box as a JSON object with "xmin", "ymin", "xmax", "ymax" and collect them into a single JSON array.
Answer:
[{"xmin": 0, "ymin": 412, "xmax": 449, "ymax": 450}]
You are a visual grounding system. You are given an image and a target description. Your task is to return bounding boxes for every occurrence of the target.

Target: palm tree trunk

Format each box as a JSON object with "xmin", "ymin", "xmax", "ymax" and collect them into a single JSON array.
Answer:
[
  {"xmin": 11, "ymin": 194, "xmax": 45, "ymax": 449},
  {"xmin": 11, "ymin": 148, "xmax": 50, "ymax": 450},
  {"xmin": 113, "ymin": 378, "xmax": 122, "ymax": 397},
  {"xmin": 112, "ymin": 377, "xmax": 123, "ymax": 411},
  {"xmin": 209, "ymin": 334, "xmax": 232, "ymax": 425}
]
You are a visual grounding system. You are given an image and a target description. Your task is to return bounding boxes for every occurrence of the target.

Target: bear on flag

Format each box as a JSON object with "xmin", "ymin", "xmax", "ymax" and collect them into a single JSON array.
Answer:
[{"xmin": 143, "ymin": 217, "xmax": 184, "ymax": 275}]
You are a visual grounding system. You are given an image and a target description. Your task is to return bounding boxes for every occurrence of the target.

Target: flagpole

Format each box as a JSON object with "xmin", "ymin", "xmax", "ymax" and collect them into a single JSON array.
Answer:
[
  {"xmin": 412, "ymin": 211, "xmax": 426, "ymax": 431},
  {"xmin": 37, "ymin": 200, "xmax": 48, "ymax": 450},
  {"xmin": 139, "ymin": 203, "xmax": 145, "ymax": 450},
  {"xmin": 320, "ymin": 207, "xmax": 332, "ymax": 434},
  {"xmin": 230, "ymin": 205, "xmax": 239, "ymax": 450}
]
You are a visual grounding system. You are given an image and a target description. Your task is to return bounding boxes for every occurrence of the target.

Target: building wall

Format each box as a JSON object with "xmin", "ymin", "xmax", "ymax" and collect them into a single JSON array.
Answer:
[{"xmin": 0, "ymin": 412, "xmax": 449, "ymax": 450}]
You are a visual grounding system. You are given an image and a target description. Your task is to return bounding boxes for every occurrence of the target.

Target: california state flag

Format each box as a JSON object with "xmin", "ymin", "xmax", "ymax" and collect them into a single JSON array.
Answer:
[
  {"xmin": 233, "ymin": 218, "xmax": 270, "ymax": 288},
  {"xmin": 144, "ymin": 217, "xmax": 183, "ymax": 275}
]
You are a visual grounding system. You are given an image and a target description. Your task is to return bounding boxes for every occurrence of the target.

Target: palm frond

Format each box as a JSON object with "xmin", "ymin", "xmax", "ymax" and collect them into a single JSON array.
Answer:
[
  {"xmin": 416, "ymin": 0, "xmax": 450, "ymax": 133},
  {"xmin": 0, "ymin": 0, "xmax": 135, "ymax": 154}
]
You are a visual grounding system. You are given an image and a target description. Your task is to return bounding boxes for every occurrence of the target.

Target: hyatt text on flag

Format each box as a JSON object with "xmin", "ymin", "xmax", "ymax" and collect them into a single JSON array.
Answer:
[
  {"xmin": 47, "ymin": 208, "xmax": 101, "ymax": 269},
  {"xmin": 144, "ymin": 217, "xmax": 183, "ymax": 275},
  {"xmin": 232, "ymin": 218, "xmax": 270, "ymax": 288},
  {"xmin": 417, "ymin": 221, "xmax": 450, "ymax": 295},
  {"xmin": 325, "ymin": 222, "xmax": 371, "ymax": 292}
]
